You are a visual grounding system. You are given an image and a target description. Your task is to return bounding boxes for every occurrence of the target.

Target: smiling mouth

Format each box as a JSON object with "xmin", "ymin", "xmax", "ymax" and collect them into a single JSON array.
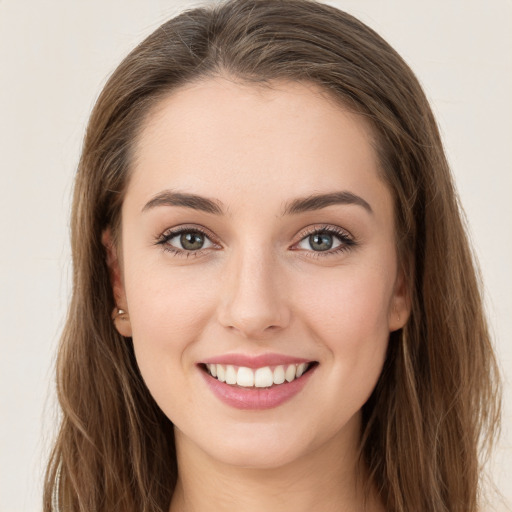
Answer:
[{"xmin": 200, "ymin": 362, "xmax": 318, "ymax": 388}]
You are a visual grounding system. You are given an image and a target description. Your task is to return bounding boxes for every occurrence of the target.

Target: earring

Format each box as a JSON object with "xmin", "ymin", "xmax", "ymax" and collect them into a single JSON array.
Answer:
[{"xmin": 112, "ymin": 307, "xmax": 129, "ymax": 321}]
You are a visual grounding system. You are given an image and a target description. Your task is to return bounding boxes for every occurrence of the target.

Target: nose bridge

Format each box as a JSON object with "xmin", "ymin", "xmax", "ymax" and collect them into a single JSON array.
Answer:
[{"xmin": 217, "ymin": 242, "xmax": 289, "ymax": 338}]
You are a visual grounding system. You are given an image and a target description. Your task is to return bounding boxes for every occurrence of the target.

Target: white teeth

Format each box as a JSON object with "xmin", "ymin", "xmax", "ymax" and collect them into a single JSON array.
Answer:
[
  {"xmin": 296, "ymin": 363, "xmax": 307, "ymax": 378},
  {"xmin": 285, "ymin": 364, "xmax": 296, "ymax": 382},
  {"xmin": 237, "ymin": 367, "xmax": 254, "ymax": 387},
  {"xmin": 273, "ymin": 365, "xmax": 285, "ymax": 385},
  {"xmin": 205, "ymin": 362, "xmax": 312, "ymax": 387},
  {"xmin": 255, "ymin": 367, "xmax": 274, "ymax": 388},
  {"xmin": 225, "ymin": 365, "xmax": 237, "ymax": 385}
]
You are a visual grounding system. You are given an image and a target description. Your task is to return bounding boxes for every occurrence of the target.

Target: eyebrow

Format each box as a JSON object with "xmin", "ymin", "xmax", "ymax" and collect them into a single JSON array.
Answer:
[
  {"xmin": 282, "ymin": 191, "xmax": 373, "ymax": 216},
  {"xmin": 142, "ymin": 190, "xmax": 224, "ymax": 215},
  {"xmin": 142, "ymin": 189, "xmax": 373, "ymax": 216}
]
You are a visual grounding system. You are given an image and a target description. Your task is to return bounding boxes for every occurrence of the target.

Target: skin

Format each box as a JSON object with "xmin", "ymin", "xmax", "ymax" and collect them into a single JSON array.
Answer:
[{"xmin": 106, "ymin": 77, "xmax": 410, "ymax": 512}]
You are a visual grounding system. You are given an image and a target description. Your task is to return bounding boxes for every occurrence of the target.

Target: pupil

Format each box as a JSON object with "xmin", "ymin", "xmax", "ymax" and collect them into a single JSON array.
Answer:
[
  {"xmin": 310, "ymin": 233, "xmax": 333, "ymax": 251},
  {"xmin": 181, "ymin": 232, "xmax": 204, "ymax": 250}
]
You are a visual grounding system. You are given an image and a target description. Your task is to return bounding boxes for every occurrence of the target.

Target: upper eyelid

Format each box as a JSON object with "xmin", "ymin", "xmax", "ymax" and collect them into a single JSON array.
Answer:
[
  {"xmin": 158, "ymin": 223, "xmax": 351, "ymax": 238},
  {"xmin": 160, "ymin": 224, "xmax": 218, "ymax": 241},
  {"xmin": 298, "ymin": 224, "xmax": 352, "ymax": 238}
]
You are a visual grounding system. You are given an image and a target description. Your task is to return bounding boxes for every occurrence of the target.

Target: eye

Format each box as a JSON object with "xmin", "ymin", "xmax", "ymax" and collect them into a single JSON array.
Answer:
[
  {"xmin": 173, "ymin": 231, "xmax": 212, "ymax": 251},
  {"xmin": 298, "ymin": 232, "xmax": 340, "ymax": 252},
  {"xmin": 294, "ymin": 225, "xmax": 356, "ymax": 256},
  {"xmin": 156, "ymin": 226, "xmax": 217, "ymax": 256}
]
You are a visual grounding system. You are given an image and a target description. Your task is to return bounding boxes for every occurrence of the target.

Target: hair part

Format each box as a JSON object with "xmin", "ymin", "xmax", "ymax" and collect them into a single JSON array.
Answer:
[{"xmin": 44, "ymin": 1, "xmax": 501, "ymax": 511}]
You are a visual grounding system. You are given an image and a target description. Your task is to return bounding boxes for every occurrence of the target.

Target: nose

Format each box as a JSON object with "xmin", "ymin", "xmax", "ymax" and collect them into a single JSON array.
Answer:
[{"xmin": 216, "ymin": 247, "xmax": 291, "ymax": 339}]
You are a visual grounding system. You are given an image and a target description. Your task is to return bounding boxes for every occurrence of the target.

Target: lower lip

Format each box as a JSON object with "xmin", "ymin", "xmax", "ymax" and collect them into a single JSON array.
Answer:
[{"xmin": 200, "ymin": 365, "xmax": 316, "ymax": 410}]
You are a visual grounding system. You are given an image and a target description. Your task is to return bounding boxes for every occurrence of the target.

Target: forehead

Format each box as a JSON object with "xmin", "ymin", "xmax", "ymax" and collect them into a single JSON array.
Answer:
[
  {"xmin": 134, "ymin": 77, "xmax": 375, "ymax": 159},
  {"xmin": 127, "ymin": 78, "xmax": 391, "ymax": 222}
]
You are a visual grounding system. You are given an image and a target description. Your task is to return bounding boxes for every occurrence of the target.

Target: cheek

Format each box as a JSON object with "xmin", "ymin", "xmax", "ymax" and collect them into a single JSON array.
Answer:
[
  {"xmin": 123, "ymin": 261, "xmax": 218, "ymax": 394},
  {"xmin": 292, "ymin": 260, "xmax": 393, "ymax": 404},
  {"xmin": 127, "ymin": 260, "xmax": 215, "ymax": 338},
  {"xmin": 295, "ymin": 262, "xmax": 393, "ymax": 346},
  {"xmin": 302, "ymin": 273, "xmax": 390, "ymax": 413}
]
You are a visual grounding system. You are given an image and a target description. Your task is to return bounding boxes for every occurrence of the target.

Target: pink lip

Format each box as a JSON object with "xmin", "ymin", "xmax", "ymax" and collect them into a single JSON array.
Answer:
[
  {"xmin": 201, "ymin": 352, "xmax": 312, "ymax": 369},
  {"xmin": 199, "ymin": 360, "xmax": 317, "ymax": 410}
]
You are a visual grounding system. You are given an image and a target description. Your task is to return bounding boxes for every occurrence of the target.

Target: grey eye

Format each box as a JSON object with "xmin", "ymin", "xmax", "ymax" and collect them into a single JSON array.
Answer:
[
  {"xmin": 309, "ymin": 233, "xmax": 334, "ymax": 251},
  {"xmin": 297, "ymin": 232, "xmax": 342, "ymax": 252},
  {"xmin": 180, "ymin": 232, "xmax": 205, "ymax": 250},
  {"xmin": 166, "ymin": 230, "xmax": 214, "ymax": 251}
]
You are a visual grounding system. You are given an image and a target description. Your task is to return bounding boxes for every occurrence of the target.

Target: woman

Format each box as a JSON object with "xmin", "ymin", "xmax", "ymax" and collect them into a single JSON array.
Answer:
[{"xmin": 43, "ymin": 0, "xmax": 502, "ymax": 510}]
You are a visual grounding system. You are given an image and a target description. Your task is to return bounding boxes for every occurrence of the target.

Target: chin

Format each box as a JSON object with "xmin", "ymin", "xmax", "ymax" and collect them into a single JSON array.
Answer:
[
  {"xmin": 184, "ymin": 417, "xmax": 345, "ymax": 471},
  {"xmin": 206, "ymin": 438, "xmax": 307, "ymax": 470}
]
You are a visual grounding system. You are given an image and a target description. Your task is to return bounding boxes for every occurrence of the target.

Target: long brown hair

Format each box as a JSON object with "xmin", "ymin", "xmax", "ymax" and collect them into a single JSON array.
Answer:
[{"xmin": 44, "ymin": 1, "xmax": 501, "ymax": 510}]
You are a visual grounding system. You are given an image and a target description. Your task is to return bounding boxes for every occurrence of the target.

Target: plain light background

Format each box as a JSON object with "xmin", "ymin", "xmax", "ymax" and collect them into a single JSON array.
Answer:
[{"xmin": 0, "ymin": 1, "xmax": 510, "ymax": 511}]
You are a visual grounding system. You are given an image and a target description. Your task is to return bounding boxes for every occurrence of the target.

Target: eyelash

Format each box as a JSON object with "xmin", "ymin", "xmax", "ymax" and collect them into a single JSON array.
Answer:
[{"xmin": 154, "ymin": 224, "xmax": 357, "ymax": 259}]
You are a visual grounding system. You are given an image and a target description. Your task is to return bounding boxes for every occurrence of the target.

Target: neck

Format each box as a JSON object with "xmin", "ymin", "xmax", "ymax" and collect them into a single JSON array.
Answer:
[{"xmin": 169, "ymin": 420, "xmax": 383, "ymax": 512}]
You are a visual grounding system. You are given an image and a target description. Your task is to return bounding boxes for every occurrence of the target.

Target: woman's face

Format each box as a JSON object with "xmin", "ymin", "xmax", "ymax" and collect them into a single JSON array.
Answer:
[{"xmin": 110, "ymin": 78, "xmax": 409, "ymax": 469}]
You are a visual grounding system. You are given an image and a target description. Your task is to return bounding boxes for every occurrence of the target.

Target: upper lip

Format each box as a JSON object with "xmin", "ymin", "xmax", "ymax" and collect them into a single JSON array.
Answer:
[{"xmin": 200, "ymin": 353, "xmax": 314, "ymax": 369}]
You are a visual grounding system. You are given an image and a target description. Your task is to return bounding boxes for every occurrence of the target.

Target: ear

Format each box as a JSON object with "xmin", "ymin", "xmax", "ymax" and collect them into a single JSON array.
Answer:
[
  {"xmin": 102, "ymin": 228, "xmax": 133, "ymax": 337},
  {"xmin": 388, "ymin": 267, "xmax": 411, "ymax": 332}
]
